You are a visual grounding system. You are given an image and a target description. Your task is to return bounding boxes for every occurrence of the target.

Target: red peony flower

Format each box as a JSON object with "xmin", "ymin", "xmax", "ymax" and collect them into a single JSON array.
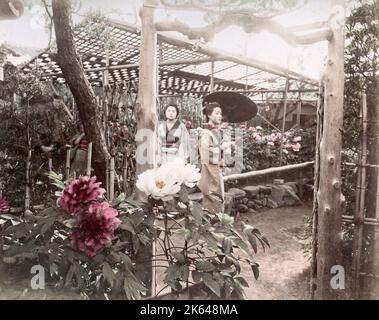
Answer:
[
  {"xmin": 185, "ymin": 120, "xmax": 192, "ymax": 129},
  {"xmin": 0, "ymin": 198, "xmax": 10, "ymax": 214},
  {"xmin": 58, "ymin": 176, "xmax": 105, "ymax": 215},
  {"xmin": 70, "ymin": 202, "xmax": 121, "ymax": 257}
]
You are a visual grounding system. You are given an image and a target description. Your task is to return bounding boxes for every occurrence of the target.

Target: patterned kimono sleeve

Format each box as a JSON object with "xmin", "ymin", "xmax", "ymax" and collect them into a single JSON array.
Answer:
[
  {"xmin": 178, "ymin": 123, "xmax": 191, "ymax": 163},
  {"xmin": 199, "ymin": 130, "xmax": 220, "ymax": 165}
]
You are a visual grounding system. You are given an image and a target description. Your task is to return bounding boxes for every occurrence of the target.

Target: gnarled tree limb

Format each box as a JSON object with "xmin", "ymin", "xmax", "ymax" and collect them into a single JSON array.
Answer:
[{"xmin": 52, "ymin": 0, "xmax": 110, "ymax": 185}]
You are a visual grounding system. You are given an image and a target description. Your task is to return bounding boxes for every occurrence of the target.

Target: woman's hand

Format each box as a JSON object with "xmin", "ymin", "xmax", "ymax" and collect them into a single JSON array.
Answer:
[{"xmin": 220, "ymin": 141, "xmax": 235, "ymax": 151}]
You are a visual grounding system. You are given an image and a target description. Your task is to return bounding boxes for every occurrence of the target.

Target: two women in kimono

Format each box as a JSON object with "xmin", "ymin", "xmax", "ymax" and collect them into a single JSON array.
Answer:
[{"xmin": 158, "ymin": 101, "xmax": 232, "ymax": 213}]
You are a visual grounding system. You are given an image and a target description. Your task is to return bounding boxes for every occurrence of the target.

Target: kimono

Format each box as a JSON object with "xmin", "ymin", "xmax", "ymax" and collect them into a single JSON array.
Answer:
[
  {"xmin": 158, "ymin": 120, "xmax": 190, "ymax": 165},
  {"xmin": 197, "ymin": 127, "xmax": 225, "ymax": 213}
]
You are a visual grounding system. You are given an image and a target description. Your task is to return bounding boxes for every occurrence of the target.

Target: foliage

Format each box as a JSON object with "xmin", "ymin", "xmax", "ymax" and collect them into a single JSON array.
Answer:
[
  {"xmin": 0, "ymin": 173, "xmax": 153, "ymax": 300},
  {"xmin": 155, "ymin": 197, "xmax": 268, "ymax": 298},
  {"xmin": 241, "ymin": 125, "xmax": 315, "ymax": 171}
]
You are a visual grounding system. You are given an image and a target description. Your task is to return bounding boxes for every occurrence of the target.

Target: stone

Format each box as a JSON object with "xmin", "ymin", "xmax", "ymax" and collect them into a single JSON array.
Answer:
[
  {"xmin": 227, "ymin": 188, "xmax": 246, "ymax": 199},
  {"xmin": 242, "ymin": 186, "xmax": 261, "ymax": 198},
  {"xmin": 248, "ymin": 208, "xmax": 257, "ymax": 214},
  {"xmin": 267, "ymin": 199, "xmax": 279, "ymax": 208},
  {"xmin": 260, "ymin": 186, "xmax": 272, "ymax": 195},
  {"xmin": 254, "ymin": 199, "xmax": 263, "ymax": 206},
  {"xmin": 285, "ymin": 182, "xmax": 299, "ymax": 194},
  {"xmin": 273, "ymin": 179, "xmax": 284, "ymax": 185},
  {"xmin": 237, "ymin": 204, "xmax": 249, "ymax": 213},
  {"xmin": 242, "ymin": 197, "xmax": 249, "ymax": 204},
  {"xmin": 247, "ymin": 201, "xmax": 256, "ymax": 209}
]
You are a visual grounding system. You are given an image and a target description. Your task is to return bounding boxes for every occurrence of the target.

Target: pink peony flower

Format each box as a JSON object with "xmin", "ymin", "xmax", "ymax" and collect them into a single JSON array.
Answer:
[
  {"xmin": 291, "ymin": 142, "xmax": 301, "ymax": 152},
  {"xmin": 0, "ymin": 198, "xmax": 10, "ymax": 214},
  {"xmin": 70, "ymin": 202, "xmax": 121, "ymax": 257},
  {"xmin": 58, "ymin": 176, "xmax": 105, "ymax": 215},
  {"xmin": 185, "ymin": 120, "xmax": 193, "ymax": 129},
  {"xmin": 253, "ymin": 133, "xmax": 262, "ymax": 141},
  {"xmin": 267, "ymin": 141, "xmax": 275, "ymax": 146},
  {"xmin": 248, "ymin": 127, "xmax": 256, "ymax": 132},
  {"xmin": 293, "ymin": 136, "xmax": 302, "ymax": 142}
]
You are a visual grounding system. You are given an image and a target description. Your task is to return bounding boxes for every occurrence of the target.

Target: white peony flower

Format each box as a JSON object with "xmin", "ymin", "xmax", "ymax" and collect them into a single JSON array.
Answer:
[
  {"xmin": 160, "ymin": 159, "xmax": 201, "ymax": 188},
  {"xmin": 136, "ymin": 160, "xmax": 201, "ymax": 200},
  {"xmin": 136, "ymin": 167, "xmax": 181, "ymax": 201}
]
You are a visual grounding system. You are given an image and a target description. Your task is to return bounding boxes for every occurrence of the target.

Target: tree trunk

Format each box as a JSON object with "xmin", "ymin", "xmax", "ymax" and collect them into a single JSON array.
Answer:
[
  {"xmin": 315, "ymin": 2, "xmax": 345, "ymax": 300},
  {"xmin": 52, "ymin": 0, "xmax": 110, "ymax": 186}
]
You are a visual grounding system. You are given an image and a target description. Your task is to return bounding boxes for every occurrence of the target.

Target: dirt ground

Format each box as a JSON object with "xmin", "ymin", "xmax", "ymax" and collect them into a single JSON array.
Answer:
[
  {"xmin": 237, "ymin": 204, "xmax": 312, "ymax": 300},
  {"xmin": 0, "ymin": 204, "xmax": 312, "ymax": 300}
]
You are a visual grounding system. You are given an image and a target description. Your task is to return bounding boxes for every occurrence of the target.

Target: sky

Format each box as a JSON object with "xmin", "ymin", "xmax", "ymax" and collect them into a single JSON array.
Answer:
[{"xmin": 0, "ymin": 0, "xmax": 354, "ymax": 79}]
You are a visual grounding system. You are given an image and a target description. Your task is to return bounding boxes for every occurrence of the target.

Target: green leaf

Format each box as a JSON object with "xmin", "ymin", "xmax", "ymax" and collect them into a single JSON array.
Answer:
[
  {"xmin": 165, "ymin": 264, "xmax": 181, "ymax": 283},
  {"xmin": 192, "ymin": 271, "xmax": 202, "ymax": 283},
  {"xmin": 191, "ymin": 201, "xmax": 204, "ymax": 224},
  {"xmin": 180, "ymin": 265, "xmax": 190, "ymax": 282},
  {"xmin": 196, "ymin": 260, "xmax": 215, "ymax": 272},
  {"xmin": 174, "ymin": 228, "xmax": 191, "ymax": 241},
  {"xmin": 251, "ymin": 263, "xmax": 260, "ymax": 280},
  {"xmin": 119, "ymin": 221, "xmax": 135, "ymax": 234},
  {"xmin": 202, "ymin": 273, "xmax": 221, "ymax": 297},
  {"xmin": 41, "ymin": 217, "xmax": 55, "ymax": 235},
  {"xmin": 222, "ymin": 236, "xmax": 233, "ymax": 255},
  {"xmin": 216, "ymin": 213, "xmax": 234, "ymax": 226},
  {"xmin": 112, "ymin": 192, "xmax": 126, "ymax": 207},
  {"xmin": 64, "ymin": 263, "xmax": 75, "ymax": 287},
  {"xmin": 102, "ymin": 262, "xmax": 115, "ymax": 288},
  {"xmin": 171, "ymin": 251, "xmax": 185, "ymax": 264},
  {"xmin": 235, "ymin": 276, "xmax": 249, "ymax": 288}
]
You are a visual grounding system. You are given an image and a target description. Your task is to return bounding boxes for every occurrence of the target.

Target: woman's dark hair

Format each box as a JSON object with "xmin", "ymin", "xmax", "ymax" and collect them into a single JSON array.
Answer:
[
  {"xmin": 202, "ymin": 102, "xmax": 221, "ymax": 121},
  {"xmin": 164, "ymin": 104, "xmax": 180, "ymax": 118}
]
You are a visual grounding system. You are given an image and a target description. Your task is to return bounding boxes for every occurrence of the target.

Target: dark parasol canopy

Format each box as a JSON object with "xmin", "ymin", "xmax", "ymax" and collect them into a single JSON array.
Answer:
[{"xmin": 203, "ymin": 91, "xmax": 258, "ymax": 123}]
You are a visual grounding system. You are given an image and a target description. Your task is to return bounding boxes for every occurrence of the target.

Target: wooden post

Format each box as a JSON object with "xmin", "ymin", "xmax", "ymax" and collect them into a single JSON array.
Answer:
[
  {"xmin": 279, "ymin": 77, "xmax": 289, "ymax": 166},
  {"xmin": 122, "ymin": 155, "xmax": 128, "ymax": 194},
  {"xmin": 86, "ymin": 142, "xmax": 92, "ymax": 176},
  {"xmin": 296, "ymin": 99, "xmax": 302, "ymax": 126},
  {"xmin": 210, "ymin": 60, "xmax": 215, "ymax": 93},
  {"xmin": 134, "ymin": 0, "xmax": 159, "ymax": 298},
  {"xmin": 351, "ymin": 93, "xmax": 367, "ymax": 295},
  {"xmin": 311, "ymin": 85, "xmax": 324, "ymax": 299},
  {"xmin": 135, "ymin": 0, "xmax": 158, "ymax": 179},
  {"xmin": 48, "ymin": 158, "xmax": 53, "ymax": 172},
  {"xmin": 109, "ymin": 157, "xmax": 115, "ymax": 202},
  {"xmin": 25, "ymin": 99, "xmax": 31, "ymax": 213},
  {"xmin": 315, "ymin": 2, "xmax": 345, "ymax": 300},
  {"xmin": 65, "ymin": 145, "xmax": 71, "ymax": 180}
]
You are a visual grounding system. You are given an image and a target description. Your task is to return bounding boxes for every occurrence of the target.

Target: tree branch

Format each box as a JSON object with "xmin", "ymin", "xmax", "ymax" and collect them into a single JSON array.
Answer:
[{"xmin": 155, "ymin": 12, "xmax": 297, "ymax": 43}]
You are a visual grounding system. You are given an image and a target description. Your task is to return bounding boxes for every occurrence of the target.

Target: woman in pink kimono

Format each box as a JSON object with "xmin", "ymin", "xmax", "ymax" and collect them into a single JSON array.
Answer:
[{"xmin": 197, "ymin": 102, "xmax": 234, "ymax": 213}]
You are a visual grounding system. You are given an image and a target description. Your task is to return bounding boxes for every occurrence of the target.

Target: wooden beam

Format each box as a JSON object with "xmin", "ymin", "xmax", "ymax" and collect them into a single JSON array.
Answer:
[
  {"xmin": 315, "ymin": 2, "xmax": 346, "ymax": 300},
  {"xmin": 296, "ymin": 28, "xmax": 333, "ymax": 45},
  {"xmin": 223, "ymin": 161, "xmax": 314, "ymax": 182},
  {"xmin": 287, "ymin": 21, "xmax": 329, "ymax": 33},
  {"xmin": 108, "ymin": 19, "xmax": 319, "ymax": 86}
]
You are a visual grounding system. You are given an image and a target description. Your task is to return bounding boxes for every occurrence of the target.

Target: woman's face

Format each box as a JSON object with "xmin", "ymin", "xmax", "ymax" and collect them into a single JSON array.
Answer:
[
  {"xmin": 208, "ymin": 107, "xmax": 222, "ymax": 125},
  {"xmin": 165, "ymin": 106, "xmax": 178, "ymax": 120}
]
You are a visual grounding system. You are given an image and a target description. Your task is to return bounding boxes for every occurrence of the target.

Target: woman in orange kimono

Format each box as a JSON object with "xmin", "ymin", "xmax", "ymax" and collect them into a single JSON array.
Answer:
[{"xmin": 197, "ymin": 102, "xmax": 234, "ymax": 213}]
